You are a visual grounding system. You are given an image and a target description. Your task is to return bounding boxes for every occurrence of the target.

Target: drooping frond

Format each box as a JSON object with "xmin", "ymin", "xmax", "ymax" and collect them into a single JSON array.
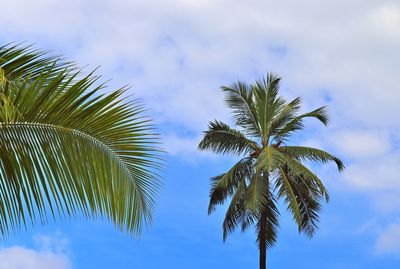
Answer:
[
  {"xmin": 258, "ymin": 147, "xmax": 330, "ymax": 202},
  {"xmin": 282, "ymin": 154, "xmax": 330, "ymax": 202},
  {"xmin": 221, "ymin": 178, "xmax": 273, "ymax": 242},
  {"xmin": 222, "ymin": 180, "xmax": 247, "ymax": 241},
  {"xmin": 276, "ymin": 167, "xmax": 323, "ymax": 237},
  {"xmin": 208, "ymin": 157, "xmax": 253, "ymax": 214},
  {"xmin": 280, "ymin": 146, "xmax": 344, "ymax": 171},
  {"xmin": 198, "ymin": 121, "xmax": 258, "ymax": 156},
  {"xmin": 0, "ymin": 45, "xmax": 162, "ymax": 237},
  {"xmin": 276, "ymin": 167, "xmax": 302, "ymax": 226}
]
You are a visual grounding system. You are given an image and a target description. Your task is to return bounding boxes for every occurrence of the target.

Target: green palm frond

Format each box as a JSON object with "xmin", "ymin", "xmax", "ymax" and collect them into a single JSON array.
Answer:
[
  {"xmin": 0, "ymin": 44, "xmax": 162, "ymax": 237},
  {"xmin": 268, "ymin": 97, "xmax": 302, "ymax": 138},
  {"xmin": 274, "ymin": 106, "xmax": 329, "ymax": 141},
  {"xmin": 208, "ymin": 157, "xmax": 253, "ymax": 214},
  {"xmin": 293, "ymin": 176, "xmax": 322, "ymax": 237},
  {"xmin": 198, "ymin": 120, "xmax": 259, "ymax": 156},
  {"xmin": 243, "ymin": 172, "xmax": 267, "ymax": 214},
  {"xmin": 301, "ymin": 106, "xmax": 329, "ymax": 126},
  {"xmin": 280, "ymin": 146, "xmax": 344, "ymax": 171},
  {"xmin": 255, "ymin": 146, "xmax": 287, "ymax": 172},
  {"xmin": 221, "ymin": 82, "xmax": 260, "ymax": 137},
  {"xmin": 277, "ymin": 167, "xmax": 302, "ymax": 227},
  {"xmin": 276, "ymin": 167, "xmax": 323, "ymax": 237},
  {"xmin": 222, "ymin": 180, "xmax": 247, "ymax": 241},
  {"xmin": 283, "ymin": 155, "xmax": 330, "ymax": 202},
  {"xmin": 0, "ymin": 44, "xmax": 73, "ymax": 81},
  {"xmin": 252, "ymin": 74, "xmax": 286, "ymax": 144}
]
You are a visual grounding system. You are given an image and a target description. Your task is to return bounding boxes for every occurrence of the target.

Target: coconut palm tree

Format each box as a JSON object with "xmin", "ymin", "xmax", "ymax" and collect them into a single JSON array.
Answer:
[
  {"xmin": 198, "ymin": 73, "xmax": 344, "ymax": 269},
  {"xmin": 0, "ymin": 44, "xmax": 162, "ymax": 236}
]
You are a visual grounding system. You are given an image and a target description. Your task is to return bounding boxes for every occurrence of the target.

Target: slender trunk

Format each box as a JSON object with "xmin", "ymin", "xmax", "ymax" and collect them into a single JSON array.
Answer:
[
  {"xmin": 259, "ymin": 211, "xmax": 267, "ymax": 269},
  {"xmin": 259, "ymin": 172, "xmax": 269, "ymax": 269}
]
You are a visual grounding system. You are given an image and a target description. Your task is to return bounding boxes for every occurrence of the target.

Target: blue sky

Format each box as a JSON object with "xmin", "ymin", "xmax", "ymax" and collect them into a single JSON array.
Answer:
[{"xmin": 1, "ymin": 0, "xmax": 400, "ymax": 268}]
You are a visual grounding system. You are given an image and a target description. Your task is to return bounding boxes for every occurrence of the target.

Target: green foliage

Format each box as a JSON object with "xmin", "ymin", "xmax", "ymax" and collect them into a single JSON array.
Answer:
[
  {"xmin": 0, "ymin": 44, "xmax": 162, "ymax": 236},
  {"xmin": 199, "ymin": 73, "xmax": 343, "ymax": 252}
]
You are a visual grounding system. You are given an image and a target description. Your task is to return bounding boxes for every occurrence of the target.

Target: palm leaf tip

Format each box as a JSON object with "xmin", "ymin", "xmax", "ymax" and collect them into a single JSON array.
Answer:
[
  {"xmin": 332, "ymin": 157, "xmax": 345, "ymax": 172},
  {"xmin": 307, "ymin": 106, "xmax": 329, "ymax": 126}
]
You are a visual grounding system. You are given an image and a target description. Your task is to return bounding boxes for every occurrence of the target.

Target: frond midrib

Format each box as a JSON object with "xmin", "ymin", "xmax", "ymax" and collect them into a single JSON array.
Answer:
[{"xmin": 0, "ymin": 122, "xmax": 151, "ymax": 193}]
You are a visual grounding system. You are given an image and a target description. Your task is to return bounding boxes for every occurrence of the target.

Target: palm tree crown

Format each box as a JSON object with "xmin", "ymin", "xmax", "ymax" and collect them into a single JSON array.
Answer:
[
  {"xmin": 0, "ymin": 44, "xmax": 162, "ymax": 236},
  {"xmin": 198, "ymin": 73, "xmax": 344, "ymax": 268}
]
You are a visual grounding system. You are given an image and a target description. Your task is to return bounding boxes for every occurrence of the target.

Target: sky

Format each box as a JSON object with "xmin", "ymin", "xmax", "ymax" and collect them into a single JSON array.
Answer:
[{"xmin": 1, "ymin": 0, "xmax": 400, "ymax": 268}]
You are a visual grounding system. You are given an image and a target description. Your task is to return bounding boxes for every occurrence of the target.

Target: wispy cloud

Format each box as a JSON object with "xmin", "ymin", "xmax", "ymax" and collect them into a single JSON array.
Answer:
[
  {"xmin": 0, "ymin": 233, "xmax": 71, "ymax": 269},
  {"xmin": 375, "ymin": 222, "xmax": 400, "ymax": 256}
]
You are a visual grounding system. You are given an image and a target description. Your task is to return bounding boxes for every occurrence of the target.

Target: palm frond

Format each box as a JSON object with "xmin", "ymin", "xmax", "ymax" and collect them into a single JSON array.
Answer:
[
  {"xmin": 252, "ymin": 74, "xmax": 286, "ymax": 144},
  {"xmin": 243, "ymin": 172, "xmax": 267, "ymax": 214},
  {"xmin": 268, "ymin": 97, "xmax": 302, "ymax": 139},
  {"xmin": 294, "ymin": 177, "xmax": 322, "ymax": 237},
  {"xmin": 221, "ymin": 82, "xmax": 260, "ymax": 137},
  {"xmin": 198, "ymin": 121, "xmax": 258, "ymax": 156},
  {"xmin": 274, "ymin": 106, "xmax": 329, "ymax": 140},
  {"xmin": 301, "ymin": 106, "xmax": 329, "ymax": 126},
  {"xmin": 0, "ymin": 45, "xmax": 162, "ymax": 236},
  {"xmin": 276, "ymin": 167, "xmax": 301, "ymax": 227},
  {"xmin": 208, "ymin": 157, "xmax": 253, "ymax": 214},
  {"xmin": 0, "ymin": 44, "xmax": 73, "ymax": 81},
  {"xmin": 222, "ymin": 181, "xmax": 247, "ymax": 241},
  {"xmin": 283, "ymin": 154, "xmax": 329, "ymax": 202},
  {"xmin": 255, "ymin": 146, "xmax": 286, "ymax": 172},
  {"xmin": 280, "ymin": 146, "xmax": 344, "ymax": 171},
  {"xmin": 277, "ymin": 167, "xmax": 323, "ymax": 237}
]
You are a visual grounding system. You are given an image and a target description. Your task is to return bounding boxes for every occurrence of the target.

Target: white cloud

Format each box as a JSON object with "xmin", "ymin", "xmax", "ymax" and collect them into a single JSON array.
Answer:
[
  {"xmin": 0, "ymin": 247, "xmax": 70, "ymax": 269},
  {"xmin": 0, "ymin": 234, "xmax": 71, "ymax": 269},
  {"xmin": 1, "ymin": 0, "xmax": 398, "ymax": 131},
  {"xmin": 343, "ymin": 153, "xmax": 400, "ymax": 190},
  {"xmin": 372, "ymin": 5, "xmax": 400, "ymax": 37},
  {"xmin": 330, "ymin": 130, "xmax": 391, "ymax": 159}
]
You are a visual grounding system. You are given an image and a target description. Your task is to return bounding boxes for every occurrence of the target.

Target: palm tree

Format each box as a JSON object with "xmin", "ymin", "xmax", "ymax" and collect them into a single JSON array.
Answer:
[
  {"xmin": 198, "ymin": 73, "xmax": 344, "ymax": 269},
  {"xmin": 0, "ymin": 44, "xmax": 162, "ymax": 236}
]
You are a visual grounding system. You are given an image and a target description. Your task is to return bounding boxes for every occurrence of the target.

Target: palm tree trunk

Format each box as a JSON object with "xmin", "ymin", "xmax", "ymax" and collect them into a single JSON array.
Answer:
[
  {"xmin": 259, "ymin": 172, "xmax": 269, "ymax": 269},
  {"xmin": 259, "ymin": 210, "xmax": 267, "ymax": 269}
]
